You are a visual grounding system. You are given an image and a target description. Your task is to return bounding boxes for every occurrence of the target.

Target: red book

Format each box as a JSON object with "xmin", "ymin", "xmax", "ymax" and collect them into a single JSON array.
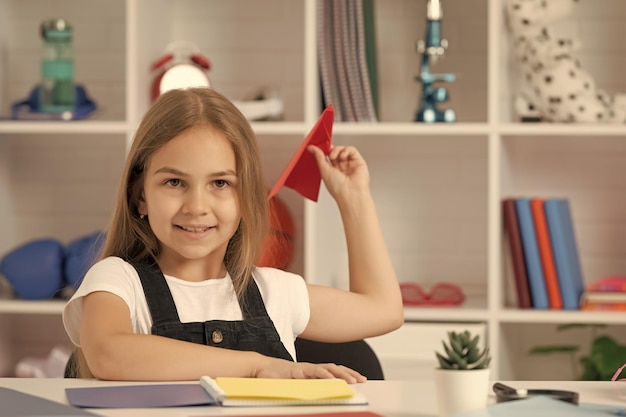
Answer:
[
  {"xmin": 502, "ymin": 199, "xmax": 531, "ymax": 308},
  {"xmin": 531, "ymin": 199, "xmax": 563, "ymax": 309},
  {"xmin": 586, "ymin": 276, "xmax": 626, "ymax": 292}
]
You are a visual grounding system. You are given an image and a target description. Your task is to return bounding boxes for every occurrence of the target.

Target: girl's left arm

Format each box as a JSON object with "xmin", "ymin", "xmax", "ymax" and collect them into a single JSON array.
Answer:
[{"xmin": 300, "ymin": 145, "xmax": 404, "ymax": 342}]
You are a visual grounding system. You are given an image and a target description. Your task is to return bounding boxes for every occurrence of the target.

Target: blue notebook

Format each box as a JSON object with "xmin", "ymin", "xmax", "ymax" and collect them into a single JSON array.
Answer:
[
  {"xmin": 66, "ymin": 383, "xmax": 214, "ymax": 408},
  {"xmin": 515, "ymin": 199, "xmax": 549, "ymax": 309},
  {"xmin": 544, "ymin": 199, "xmax": 584, "ymax": 310}
]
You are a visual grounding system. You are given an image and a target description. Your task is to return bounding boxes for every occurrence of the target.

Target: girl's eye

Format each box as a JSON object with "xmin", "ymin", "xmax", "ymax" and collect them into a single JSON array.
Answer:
[
  {"xmin": 166, "ymin": 179, "xmax": 182, "ymax": 187},
  {"xmin": 214, "ymin": 179, "xmax": 229, "ymax": 188}
]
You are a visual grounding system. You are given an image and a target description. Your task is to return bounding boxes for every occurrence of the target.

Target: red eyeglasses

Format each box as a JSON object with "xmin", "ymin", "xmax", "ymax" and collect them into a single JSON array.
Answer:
[{"xmin": 400, "ymin": 282, "xmax": 465, "ymax": 307}]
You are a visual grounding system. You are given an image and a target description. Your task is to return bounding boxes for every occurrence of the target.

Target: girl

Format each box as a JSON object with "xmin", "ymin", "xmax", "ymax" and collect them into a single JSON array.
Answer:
[{"xmin": 63, "ymin": 87, "xmax": 403, "ymax": 381}]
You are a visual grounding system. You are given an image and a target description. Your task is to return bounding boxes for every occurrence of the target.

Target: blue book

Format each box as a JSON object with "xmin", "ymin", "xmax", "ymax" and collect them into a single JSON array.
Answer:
[
  {"xmin": 544, "ymin": 199, "xmax": 584, "ymax": 310},
  {"xmin": 515, "ymin": 198, "xmax": 549, "ymax": 309}
]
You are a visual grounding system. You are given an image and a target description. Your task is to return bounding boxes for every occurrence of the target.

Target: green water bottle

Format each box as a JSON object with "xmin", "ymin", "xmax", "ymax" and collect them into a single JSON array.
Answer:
[{"xmin": 40, "ymin": 18, "xmax": 75, "ymax": 112}]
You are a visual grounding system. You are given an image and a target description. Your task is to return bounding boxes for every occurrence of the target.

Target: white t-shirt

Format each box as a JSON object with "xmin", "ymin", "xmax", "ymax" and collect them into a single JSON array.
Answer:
[{"xmin": 62, "ymin": 257, "xmax": 310, "ymax": 360}]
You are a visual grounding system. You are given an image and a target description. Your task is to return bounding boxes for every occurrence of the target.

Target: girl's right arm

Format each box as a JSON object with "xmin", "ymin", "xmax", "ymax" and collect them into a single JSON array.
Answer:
[{"xmin": 80, "ymin": 291, "xmax": 365, "ymax": 382}]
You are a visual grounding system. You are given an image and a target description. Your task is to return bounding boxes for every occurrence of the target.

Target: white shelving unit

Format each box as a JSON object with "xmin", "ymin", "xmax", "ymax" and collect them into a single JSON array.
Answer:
[{"xmin": 0, "ymin": 0, "xmax": 625, "ymax": 380}]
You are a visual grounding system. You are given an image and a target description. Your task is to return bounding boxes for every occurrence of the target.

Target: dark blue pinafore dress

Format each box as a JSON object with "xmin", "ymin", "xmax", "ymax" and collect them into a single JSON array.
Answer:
[{"xmin": 131, "ymin": 261, "xmax": 294, "ymax": 361}]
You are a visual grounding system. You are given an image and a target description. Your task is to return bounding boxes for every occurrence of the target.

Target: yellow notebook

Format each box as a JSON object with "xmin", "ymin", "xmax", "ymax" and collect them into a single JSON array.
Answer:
[{"xmin": 199, "ymin": 376, "xmax": 368, "ymax": 407}]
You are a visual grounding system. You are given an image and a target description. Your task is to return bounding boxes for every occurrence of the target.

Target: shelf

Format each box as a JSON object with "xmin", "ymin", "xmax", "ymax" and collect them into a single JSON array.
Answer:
[
  {"xmin": 7, "ymin": 120, "xmax": 621, "ymax": 137},
  {"xmin": 403, "ymin": 307, "xmax": 489, "ymax": 323},
  {"xmin": 254, "ymin": 121, "xmax": 492, "ymax": 137},
  {"xmin": 498, "ymin": 124, "xmax": 626, "ymax": 137},
  {"xmin": 0, "ymin": 0, "xmax": 624, "ymax": 381},
  {"xmin": 0, "ymin": 121, "xmax": 129, "ymax": 135},
  {"xmin": 250, "ymin": 122, "xmax": 308, "ymax": 136},
  {"xmin": 332, "ymin": 123, "xmax": 491, "ymax": 136},
  {"xmin": 498, "ymin": 309, "xmax": 626, "ymax": 325},
  {"xmin": 252, "ymin": 122, "xmax": 626, "ymax": 137},
  {"xmin": 0, "ymin": 300, "xmax": 66, "ymax": 315}
]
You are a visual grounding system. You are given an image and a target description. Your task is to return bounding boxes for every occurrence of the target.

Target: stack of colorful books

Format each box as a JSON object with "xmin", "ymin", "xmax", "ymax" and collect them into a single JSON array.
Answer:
[
  {"xmin": 580, "ymin": 276, "xmax": 626, "ymax": 311},
  {"xmin": 502, "ymin": 198, "xmax": 584, "ymax": 310}
]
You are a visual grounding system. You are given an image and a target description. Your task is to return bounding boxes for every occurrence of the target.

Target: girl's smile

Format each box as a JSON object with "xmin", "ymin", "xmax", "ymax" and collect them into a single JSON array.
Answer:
[
  {"xmin": 176, "ymin": 224, "xmax": 214, "ymax": 233},
  {"xmin": 175, "ymin": 223, "xmax": 215, "ymax": 240}
]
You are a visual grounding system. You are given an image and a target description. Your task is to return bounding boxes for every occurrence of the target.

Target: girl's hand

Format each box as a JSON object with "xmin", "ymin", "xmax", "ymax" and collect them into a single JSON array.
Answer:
[
  {"xmin": 308, "ymin": 145, "xmax": 369, "ymax": 200},
  {"xmin": 254, "ymin": 356, "xmax": 367, "ymax": 383}
]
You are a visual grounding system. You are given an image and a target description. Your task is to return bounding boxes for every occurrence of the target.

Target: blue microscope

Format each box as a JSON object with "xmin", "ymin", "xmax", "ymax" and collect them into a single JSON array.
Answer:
[{"xmin": 415, "ymin": 0, "xmax": 456, "ymax": 123}]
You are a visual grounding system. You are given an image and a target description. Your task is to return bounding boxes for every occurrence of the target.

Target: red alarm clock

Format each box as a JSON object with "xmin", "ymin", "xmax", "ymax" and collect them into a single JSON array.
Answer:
[{"xmin": 151, "ymin": 42, "xmax": 211, "ymax": 101}]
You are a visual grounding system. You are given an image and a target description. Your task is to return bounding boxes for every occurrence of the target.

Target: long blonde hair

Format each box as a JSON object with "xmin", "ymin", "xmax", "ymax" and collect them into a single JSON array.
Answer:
[
  {"xmin": 104, "ymin": 87, "xmax": 268, "ymax": 295},
  {"xmin": 73, "ymin": 88, "xmax": 269, "ymax": 378}
]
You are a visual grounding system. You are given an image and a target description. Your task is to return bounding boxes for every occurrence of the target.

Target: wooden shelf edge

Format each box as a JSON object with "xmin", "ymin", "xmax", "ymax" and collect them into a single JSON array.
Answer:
[
  {"xmin": 0, "ymin": 121, "xmax": 129, "ymax": 135},
  {"xmin": 403, "ymin": 307, "xmax": 489, "ymax": 322},
  {"xmin": 498, "ymin": 308, "xmax": 626, "ymax": 324},
  {"xmin": 0, "ymin": 300, "xmax": 66, "ymax": 315}
]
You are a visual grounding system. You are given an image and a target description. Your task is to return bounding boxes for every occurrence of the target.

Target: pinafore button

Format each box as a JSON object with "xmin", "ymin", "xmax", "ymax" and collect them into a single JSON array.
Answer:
[{"xmin": 211, "ymin": 330, "xmax": 223, "ymax": 343}]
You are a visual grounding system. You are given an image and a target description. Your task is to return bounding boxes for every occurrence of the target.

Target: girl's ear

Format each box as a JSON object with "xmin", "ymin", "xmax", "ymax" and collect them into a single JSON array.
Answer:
[{"xmin": 137, "ymin": 193, "xmax": 147, "ymax": 217}]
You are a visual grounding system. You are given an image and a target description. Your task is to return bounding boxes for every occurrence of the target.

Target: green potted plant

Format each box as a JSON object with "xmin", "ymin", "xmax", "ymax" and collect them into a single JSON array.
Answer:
[
  {"xmin": 436, "ymin": 330, "xmax": 492, "ymax": 370},
  {"xmin": 529, "ymin": 324, "xmax": 626, "ymax": 380},
  {"xmin": 434, "ymin": 330, "xmax": 492, "ymax": 417}
]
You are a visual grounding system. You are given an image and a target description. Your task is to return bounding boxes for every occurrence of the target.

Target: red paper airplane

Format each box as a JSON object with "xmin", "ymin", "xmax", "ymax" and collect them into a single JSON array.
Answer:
[{"xmin": 268, "ymin": 106, "xmax": 334, "ymax": 202}]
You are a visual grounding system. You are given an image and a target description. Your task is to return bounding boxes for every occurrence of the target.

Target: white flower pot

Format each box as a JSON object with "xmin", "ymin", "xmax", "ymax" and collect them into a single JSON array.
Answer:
[{"xmin": 434, "ymin": 367, "xmax": 490, "ymax": 417}]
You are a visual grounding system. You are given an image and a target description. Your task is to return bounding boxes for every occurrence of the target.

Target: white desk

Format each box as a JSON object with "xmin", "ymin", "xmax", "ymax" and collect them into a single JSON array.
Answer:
[{"xmin": 0, "ymin": 378, "xmax": 624, "ymax": 417}]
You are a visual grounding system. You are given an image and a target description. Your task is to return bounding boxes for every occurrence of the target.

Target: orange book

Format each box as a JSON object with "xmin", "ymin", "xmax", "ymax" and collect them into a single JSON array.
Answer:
[
  {"xmin": 531, "ymin": 199, "xmax": 563, "ymax": 309},
  {"xmin": 581, "ymin": 301, "xmax": 626, "ymax": 311}
]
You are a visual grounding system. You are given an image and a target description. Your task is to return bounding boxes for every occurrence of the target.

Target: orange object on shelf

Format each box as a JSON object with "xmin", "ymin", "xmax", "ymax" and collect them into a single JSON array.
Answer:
[{"xmin": 257, "ymin": 196, "xmax": 295, "ymax": 270}]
